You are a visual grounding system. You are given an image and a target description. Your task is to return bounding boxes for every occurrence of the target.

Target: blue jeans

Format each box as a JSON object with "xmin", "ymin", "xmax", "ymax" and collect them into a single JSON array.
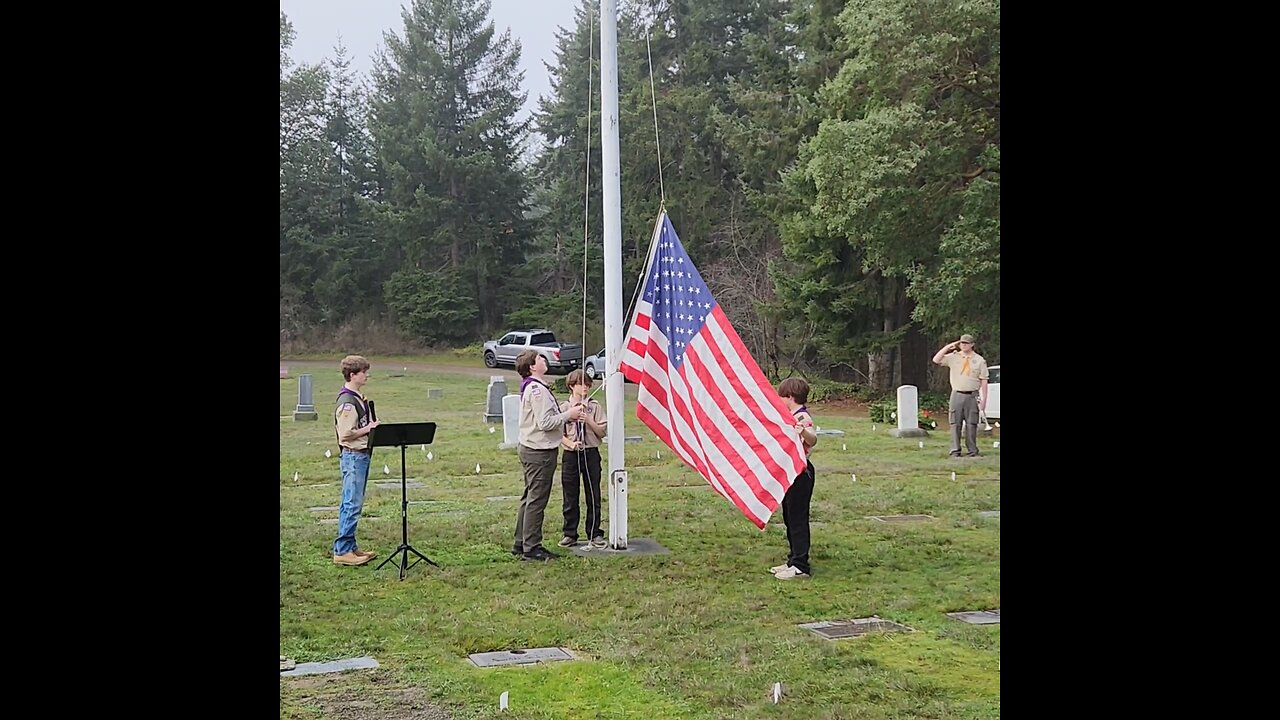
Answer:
[{"xmin": 333, "ymin": 450, "xmax": 371, "ymax": 555}]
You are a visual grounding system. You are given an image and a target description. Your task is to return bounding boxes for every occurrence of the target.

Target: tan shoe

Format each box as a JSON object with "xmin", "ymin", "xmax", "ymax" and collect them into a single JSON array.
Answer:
[
  {"xmin": 354, "ymin": 548, "xmax": 377, "ymax": 558},
  {"xmin": 333, "ymin": 551, "xmax": 372, "ymax": 566}
]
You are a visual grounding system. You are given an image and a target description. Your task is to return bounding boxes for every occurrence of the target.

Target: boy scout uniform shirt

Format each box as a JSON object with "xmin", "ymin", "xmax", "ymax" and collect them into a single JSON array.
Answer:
[
  {"xmin": 519, "ymin": 380, "xmax": 572, "ymax": 449},
  {"xmin": 335, "ymin": 392, "xmax": 369, "ymax": 451},
  {"xmin": 793, "ymin": 406, "xmax": 816, "ymax": 456},
  {"xmin": 941, "ymin": 351, "xmax": 988, "ymax": 391},
  {"xmin": 561, "ymin": 399, "xmax": 607, "ymax": 448}
]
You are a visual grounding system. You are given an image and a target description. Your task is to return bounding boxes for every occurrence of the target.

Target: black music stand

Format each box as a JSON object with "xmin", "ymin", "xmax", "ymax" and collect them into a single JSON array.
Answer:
[{"xmin": 369, "ymin": 422, "xmax": 439, "ymax": 580}]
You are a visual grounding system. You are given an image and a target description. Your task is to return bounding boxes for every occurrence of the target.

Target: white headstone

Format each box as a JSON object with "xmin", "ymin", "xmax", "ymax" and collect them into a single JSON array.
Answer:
[
  {"xmin": 887, "ymin": 385, "xmax": 929, "ymax": 438},
  {"xmin": 500, "ymin": 394, "xmax": 520, "ymax": 449},
  {"xmin": 897, "ymin": 385, "xmax": 919, "ymax": 430}
]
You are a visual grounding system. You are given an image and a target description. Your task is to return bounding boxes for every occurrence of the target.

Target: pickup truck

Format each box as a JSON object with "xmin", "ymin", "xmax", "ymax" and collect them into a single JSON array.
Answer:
[
  {"xmin": 483, "ymin": 329, "xmax": 584, "ymax": 373},
  {"xmin": 583, "ymin": 346, "xmax": 636, "ymax": 383}
]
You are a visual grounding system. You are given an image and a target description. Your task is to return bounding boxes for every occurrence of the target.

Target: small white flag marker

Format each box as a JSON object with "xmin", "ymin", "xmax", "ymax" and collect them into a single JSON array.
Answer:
[{"xmin": 499, "ymin": 691, "xmax": 508, "ymax": 711}]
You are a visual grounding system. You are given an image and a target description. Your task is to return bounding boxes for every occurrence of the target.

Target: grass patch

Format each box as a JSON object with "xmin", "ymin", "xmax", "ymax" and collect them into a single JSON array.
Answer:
[{"xmin": 281, "ymin": 356, "xmax": 1000, "ymax": 718}]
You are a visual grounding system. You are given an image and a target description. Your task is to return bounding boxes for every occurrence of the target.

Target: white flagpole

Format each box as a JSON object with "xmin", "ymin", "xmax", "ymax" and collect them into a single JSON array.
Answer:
[{"xmin": 601, "ymin": 0, "xmax": 627, "ymax": 549}]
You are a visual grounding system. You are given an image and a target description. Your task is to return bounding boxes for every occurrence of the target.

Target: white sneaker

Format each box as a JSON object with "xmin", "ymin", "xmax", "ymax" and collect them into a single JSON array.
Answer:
[
  {"xmin": 774, "ymin": 566, "xmax": 809, "ymax": 580},
  {"xmin": 769, "ymin": 563, "xmax": 790, "ymax": 574},
  {"xmin": 557, "ymin": 536, "xmax": 577, "ymax": 548},
  {"xmin": 590, "ymin": 536, "xmax": 608, "ymax": 549}
]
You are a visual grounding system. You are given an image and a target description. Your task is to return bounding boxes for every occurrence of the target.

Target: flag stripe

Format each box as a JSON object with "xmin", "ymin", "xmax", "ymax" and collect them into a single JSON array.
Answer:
[
  {"xmin": 632, "ymin": 327, "xmax": 759, "ymax": 514},
  {"xmin": 672, "ymin": 354, "xmax": 779, "ymax": 516},
  {"xmin": 633, "ymin": 343, "xmax": 760, "ymax": 517},
  {"xmin": 680, "ymin": 340, "xmax": 788, "ymax": 506},
  {"xmin": 699, "ymin": 310, "xmax": 803, "ymax": 477}
]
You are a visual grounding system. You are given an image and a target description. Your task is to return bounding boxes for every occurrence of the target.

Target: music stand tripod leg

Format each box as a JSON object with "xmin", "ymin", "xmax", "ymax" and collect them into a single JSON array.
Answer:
[{"xmin": 368, "ymin": 423, "xmax": 440, "ymax": 579}]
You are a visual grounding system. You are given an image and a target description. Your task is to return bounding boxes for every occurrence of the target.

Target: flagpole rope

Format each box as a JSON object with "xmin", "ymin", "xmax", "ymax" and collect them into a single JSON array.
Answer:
[
  {"xmin": 575, "ymin": 6, "xmax": 597, "ymax": 475},
  {"xmin": 586, "ymin": 14, "xmax": 668, "ymax": 398},
  {"xmin": 645, "ymin": 30, "xmax": 665, "ymax": 209},
  {"xmin": 621, "ymin": 25, "xmax": 668, "ymax": 334},
  {"xmin": 581, "ymin": 5, "xmax": 595, "ymax": 363}
]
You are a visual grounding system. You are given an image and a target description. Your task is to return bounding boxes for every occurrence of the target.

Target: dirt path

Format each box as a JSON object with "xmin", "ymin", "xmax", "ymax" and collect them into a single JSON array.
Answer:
[{"xmin": 281, "ymin": 358, "xmax": 519, "ymax": 381}]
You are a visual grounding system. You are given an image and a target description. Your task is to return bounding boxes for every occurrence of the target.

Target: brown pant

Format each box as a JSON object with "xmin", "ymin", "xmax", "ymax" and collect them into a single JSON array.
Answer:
[
  {"xmin": 949, "ymin": 390, "xmax": 980, "ymax": 455},
  {"xmin": 514, "ymin": 445, "xmax": 559, "ymax": 553}
]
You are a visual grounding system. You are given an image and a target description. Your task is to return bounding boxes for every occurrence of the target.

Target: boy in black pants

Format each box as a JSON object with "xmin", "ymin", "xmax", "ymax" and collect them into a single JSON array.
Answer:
[
  {"xmin": 772, "ymin": 377, "xmax": 817, "ymax": 580},
  {"xmin": 558, "ymin": 370, "xmax": 608, "ymax": 549}
]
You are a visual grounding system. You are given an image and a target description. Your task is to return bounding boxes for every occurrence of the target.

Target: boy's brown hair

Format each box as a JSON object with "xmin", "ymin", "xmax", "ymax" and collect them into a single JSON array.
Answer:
[
  {"xmin": 515, "ymin": 350, "xmax": 540, "ymax": 378},
  {"xmin": 565, "ymin": 369, "xmax": 592, "ymax": 388},
  {"xmin": 777, "ymin": 377, "xmax": 810, "ymax": 405},
  {"xmin": 340, "ymin": 355, "xmax": 370, "ymax": 381}
]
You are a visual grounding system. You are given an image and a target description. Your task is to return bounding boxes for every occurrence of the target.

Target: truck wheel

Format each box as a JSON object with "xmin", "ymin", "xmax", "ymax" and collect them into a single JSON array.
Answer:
[{"xmin": 483, "ymin": 351, "xmax": 497, "ymax": 368}]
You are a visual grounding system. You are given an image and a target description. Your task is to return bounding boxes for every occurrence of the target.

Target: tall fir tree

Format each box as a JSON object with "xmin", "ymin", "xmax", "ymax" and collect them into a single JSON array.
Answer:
[{"xmin": 370, "ymin": 0, "xmax": 533, "ymax": 343}]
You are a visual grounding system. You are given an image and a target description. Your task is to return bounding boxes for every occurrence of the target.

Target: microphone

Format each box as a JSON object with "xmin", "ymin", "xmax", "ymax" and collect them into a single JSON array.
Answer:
[{"xmin": 367, "ymin": 400, "xmax": 377, "ymax": 422}]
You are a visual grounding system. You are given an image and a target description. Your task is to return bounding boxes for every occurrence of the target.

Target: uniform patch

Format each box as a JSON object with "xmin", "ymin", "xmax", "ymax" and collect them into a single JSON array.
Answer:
[{"xmin": 337, "ymin": 404, "xmax": 356, "ymax": 414}]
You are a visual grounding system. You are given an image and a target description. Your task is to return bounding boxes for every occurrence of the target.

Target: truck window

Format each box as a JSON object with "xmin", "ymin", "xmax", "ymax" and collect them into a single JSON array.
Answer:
[{"xmin": 530, "ymin": 332, "xmax": 555, "ymax": 345}]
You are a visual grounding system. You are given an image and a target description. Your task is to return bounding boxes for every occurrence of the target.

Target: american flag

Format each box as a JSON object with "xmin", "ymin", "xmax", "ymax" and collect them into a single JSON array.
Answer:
[{"xmin": 619, "ymin": 213, "xmax": 807, "ymax": 528}]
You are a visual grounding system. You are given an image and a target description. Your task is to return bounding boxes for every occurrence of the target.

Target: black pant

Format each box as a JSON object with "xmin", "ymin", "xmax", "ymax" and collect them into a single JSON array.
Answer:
[
  {"xmin": 782, "ymin": 460, "xmax": 815, "ymax": 574},
  {"xmin": 561, "ymin": 447, "xmax": 603, "ymax": 541}
]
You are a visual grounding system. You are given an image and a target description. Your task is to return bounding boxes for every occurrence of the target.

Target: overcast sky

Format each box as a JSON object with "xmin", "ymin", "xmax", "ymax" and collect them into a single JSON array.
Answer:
[{"xmin": 280, "ymin": 0, "xmax": 579, "ymax": 128}]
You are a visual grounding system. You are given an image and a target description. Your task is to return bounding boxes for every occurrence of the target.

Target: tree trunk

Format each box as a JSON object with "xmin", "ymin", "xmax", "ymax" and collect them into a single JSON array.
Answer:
[
  {"xmin": 554, "ymin": 232, "xmax": 563, "ymax": 293},
  {"xmin": 449, "ymin": 174, "xmax": 461, "ymax": 268},
  {"xmin": 899, "ymin": 288, "xmax": 930, "ymax": 390},
  {"xmin": 867, "ymin": 274, "xmax": 898, "ymax": 394}
]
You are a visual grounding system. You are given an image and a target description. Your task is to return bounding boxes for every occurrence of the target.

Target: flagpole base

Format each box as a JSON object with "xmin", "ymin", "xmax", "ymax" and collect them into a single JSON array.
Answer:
[{"xmin": 568, "ymin": 537, "xmax": 669, "ymax": 558}]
